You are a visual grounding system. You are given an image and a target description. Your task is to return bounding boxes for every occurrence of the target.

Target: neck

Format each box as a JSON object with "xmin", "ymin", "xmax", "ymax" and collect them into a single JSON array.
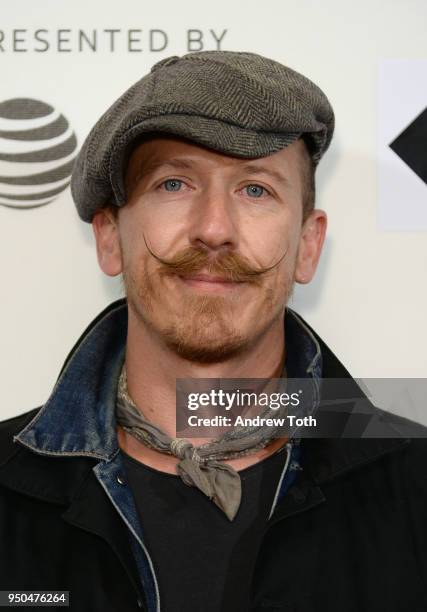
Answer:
[{"xmin": 123, "ymin": 306, "xmax": 286, "ymax": 440}]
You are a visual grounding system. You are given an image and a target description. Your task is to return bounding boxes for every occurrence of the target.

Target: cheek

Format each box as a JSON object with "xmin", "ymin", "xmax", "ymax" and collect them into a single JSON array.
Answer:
[
  {"xmin": 118, "ymin": 222, "xmax": 167, "ymax": 288},
  {"xmin": 245, "ymin": 214, "xmax": 297, "ymax": 267},
  {"xmin": 269, "ymin": 232, "xmax": 301, "ymax": 291},
  {"xmin": 122, "ymin": 199, "xmax": 189, "ymax": 256},
  {"xmin": 117, "ymin": 224, "xmax": 143, "ymax": 275}
]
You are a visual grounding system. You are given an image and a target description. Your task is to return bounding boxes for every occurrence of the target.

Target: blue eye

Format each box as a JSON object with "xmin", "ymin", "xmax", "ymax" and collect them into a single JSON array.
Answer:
[
  {"xmin": 245, "ymin": 184, "xmax": 267, "ymax": 198},
  {"xmin": 163, "ymin": 179, "xmax": 182, "ymax": 192}
]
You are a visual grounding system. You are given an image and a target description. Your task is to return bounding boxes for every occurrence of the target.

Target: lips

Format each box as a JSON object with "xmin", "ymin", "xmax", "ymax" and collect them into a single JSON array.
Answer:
[{"xmin": 181, "ymin": 273, "xmax": 238, "ymax": 283}]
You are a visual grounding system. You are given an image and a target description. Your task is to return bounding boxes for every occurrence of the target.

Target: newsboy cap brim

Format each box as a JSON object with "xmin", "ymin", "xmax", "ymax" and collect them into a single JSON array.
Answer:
[{"xmin": 71, "ymin": 51, "xmax": 335, "ymax": 223}]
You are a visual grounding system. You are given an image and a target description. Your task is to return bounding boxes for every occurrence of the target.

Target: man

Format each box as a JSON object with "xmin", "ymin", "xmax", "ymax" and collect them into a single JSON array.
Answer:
[{"xmin": 0, "ymin": 51, "xmax": 426, "ymax": 612}]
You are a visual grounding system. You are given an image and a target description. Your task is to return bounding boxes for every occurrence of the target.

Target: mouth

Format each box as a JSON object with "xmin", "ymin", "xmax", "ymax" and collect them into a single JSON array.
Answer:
[{"xmin": 177, "ymin": 273, "xmax": 246, "ymax": 292}]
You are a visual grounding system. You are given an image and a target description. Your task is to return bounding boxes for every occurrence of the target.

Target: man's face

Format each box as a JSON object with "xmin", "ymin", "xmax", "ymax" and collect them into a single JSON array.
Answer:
[{"xmin": 93, "ymin": 136, "xmax": 326, "ymax": 364}]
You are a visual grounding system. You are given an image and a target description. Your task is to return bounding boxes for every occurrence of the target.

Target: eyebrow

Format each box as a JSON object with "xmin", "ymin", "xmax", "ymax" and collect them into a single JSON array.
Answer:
[
  {"xmin": 137, "ymin": 157, "xmax": 292, "ymax": 189},
  {"xmin": 239, "ymin": 163, "xmax": 292, "ymax": 189},
  {"xmin": 137, "ymin": 158, "xmax": 194, "ymax": 179}
]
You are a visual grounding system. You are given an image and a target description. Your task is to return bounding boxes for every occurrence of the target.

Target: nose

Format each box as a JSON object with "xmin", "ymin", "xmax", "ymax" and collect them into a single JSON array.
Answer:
[{"xmin": 187, "ymin": 184, "xmax": 238, "ymax": 252}]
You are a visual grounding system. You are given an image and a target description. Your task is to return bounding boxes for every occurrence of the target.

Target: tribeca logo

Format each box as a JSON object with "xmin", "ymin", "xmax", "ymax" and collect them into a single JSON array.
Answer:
[
  {"xmin": 389, "ymin": 106, "xmax": 427, "ymax": 185},
  {"xmin": 0, "ymin": 98, "xmax": 77, "ymax": 210}
]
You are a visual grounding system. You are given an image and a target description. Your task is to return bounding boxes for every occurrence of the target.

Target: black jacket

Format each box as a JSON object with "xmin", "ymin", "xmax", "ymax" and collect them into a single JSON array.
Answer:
[{"xmin": 1, "ymin": 303, "xmax": 426, "ymax": 612}]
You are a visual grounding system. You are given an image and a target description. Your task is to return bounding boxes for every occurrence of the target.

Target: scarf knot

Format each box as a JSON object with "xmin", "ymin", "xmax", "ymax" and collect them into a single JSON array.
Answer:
[
  {"xmin": 115, "ymin": 363, "xmax": 293, "ymax": 521},
  {"xmin": 170, "ymin": 439, "xmax": 203, "ymax": 463}
]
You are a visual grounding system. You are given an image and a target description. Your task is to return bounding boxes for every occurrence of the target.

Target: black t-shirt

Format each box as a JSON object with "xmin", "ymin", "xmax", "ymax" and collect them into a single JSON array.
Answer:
[{"xmin": 121, "ymin": 444, "xmax": 289, "ymax": 612}]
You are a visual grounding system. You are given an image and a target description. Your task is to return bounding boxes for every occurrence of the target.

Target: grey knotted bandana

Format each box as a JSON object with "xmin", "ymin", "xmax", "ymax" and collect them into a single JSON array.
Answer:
[{"xmin": 115, "ymin": 363, "xmax": 291, "ymax": 521}]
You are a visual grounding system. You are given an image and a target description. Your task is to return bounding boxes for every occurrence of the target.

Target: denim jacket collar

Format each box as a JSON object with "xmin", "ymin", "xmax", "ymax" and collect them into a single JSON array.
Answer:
[
  {"xmin": 14, "ymin": 300, "xmax": 127, "ymax": 460},
  {"xmin": 14, "ymin": 299, "xmax": 322, "ymax": 460}
]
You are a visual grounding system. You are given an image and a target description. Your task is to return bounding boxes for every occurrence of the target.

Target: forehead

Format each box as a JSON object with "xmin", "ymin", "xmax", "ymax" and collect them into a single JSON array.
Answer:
[{"xmin": 126, "ymin": 134, "xmax": 305, "ymax": 182}]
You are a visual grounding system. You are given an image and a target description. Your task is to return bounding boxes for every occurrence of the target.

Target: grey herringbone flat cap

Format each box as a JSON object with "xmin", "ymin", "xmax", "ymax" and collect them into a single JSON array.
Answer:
[{"xmin": 71, "ymin": 50, "xmax": 335, "ymax": 222}]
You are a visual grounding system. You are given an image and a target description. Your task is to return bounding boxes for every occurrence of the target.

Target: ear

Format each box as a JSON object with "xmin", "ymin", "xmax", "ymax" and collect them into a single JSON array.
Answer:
[
  {"xmin": 92, "ymin": 207, "xmax": 123, "ymax": 276},
  {"xmin": 294, "ymin": 209, "xmax": 327, "ymax": 284}
]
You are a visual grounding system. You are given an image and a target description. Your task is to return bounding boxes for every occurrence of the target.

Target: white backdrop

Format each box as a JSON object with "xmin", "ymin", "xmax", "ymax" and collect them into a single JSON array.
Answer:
[{"xmin": 1, "ymin": 0, "xmax": 426, "ymax": 420}]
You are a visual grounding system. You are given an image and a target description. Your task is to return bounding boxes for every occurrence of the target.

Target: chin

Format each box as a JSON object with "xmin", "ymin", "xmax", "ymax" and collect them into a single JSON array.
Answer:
[{"xmin": 160, "ymin": 327, "xmax": 251, "ymax": 364}]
